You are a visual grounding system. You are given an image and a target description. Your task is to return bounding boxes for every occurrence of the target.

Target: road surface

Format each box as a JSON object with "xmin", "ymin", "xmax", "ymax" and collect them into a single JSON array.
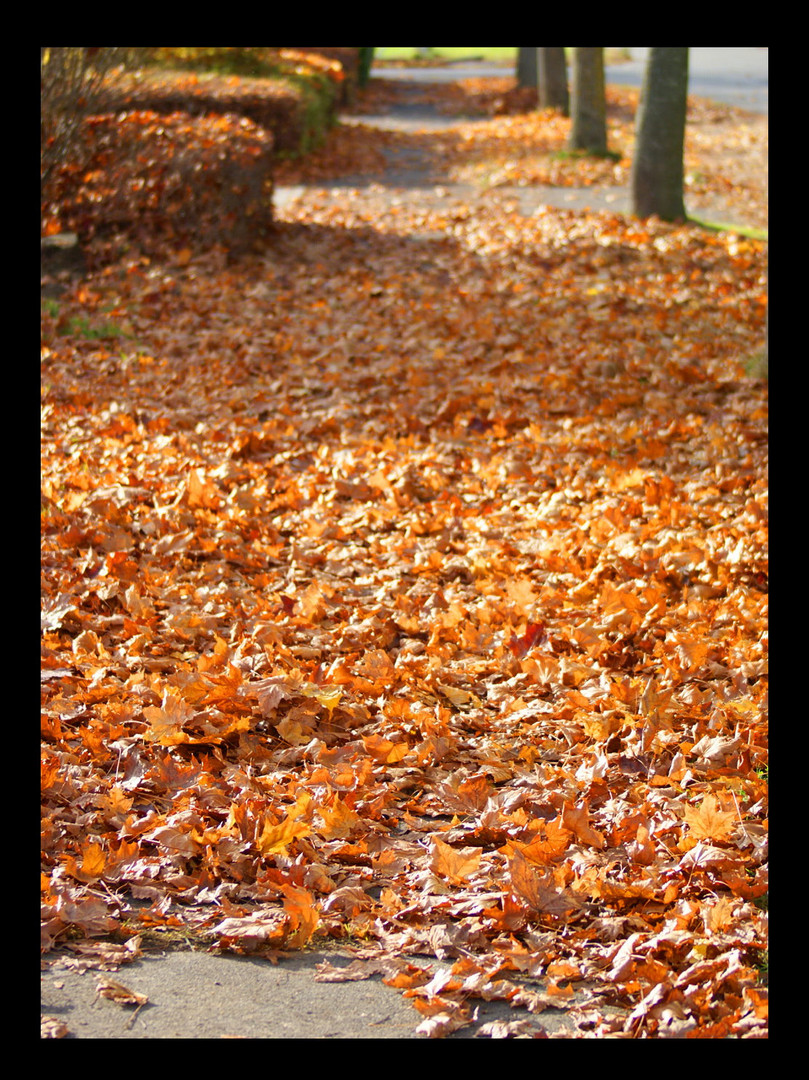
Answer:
[{"xmin": 372, "ymin": 48, "xmax": 768, "ymax": 114}]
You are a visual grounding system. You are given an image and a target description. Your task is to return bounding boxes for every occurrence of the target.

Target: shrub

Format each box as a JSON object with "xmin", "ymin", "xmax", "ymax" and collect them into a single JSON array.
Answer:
[
  {"xmin": 41, "ymin": 47, "xmax": 144, "ymax": 193},
  {"xmin": 97, "ymin": 64, "xmax": 332, "ymax": 156},
  {"xmin": 42, "ymin": 109, "xmax": 274, "ymax": 262}
]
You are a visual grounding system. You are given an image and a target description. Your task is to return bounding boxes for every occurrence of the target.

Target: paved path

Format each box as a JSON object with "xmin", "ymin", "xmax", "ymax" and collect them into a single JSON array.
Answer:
[
  {"xmin": 42, "ymin": 943, "xmax": 619, "ymax": 1038},
  {"xmin": 605, "ymin": 48, "xmax": 768, "ymax": 114},
  {"xmin": 278, "ymin": 49, "xmax": 767, "ymax": 229}
]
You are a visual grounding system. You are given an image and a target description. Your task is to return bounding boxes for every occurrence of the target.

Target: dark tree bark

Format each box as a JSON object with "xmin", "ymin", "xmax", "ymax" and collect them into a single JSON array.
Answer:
[
  {"xmin": 630, "ymin": 47, "xmax": 689, "ymax": 221},
  {"xmin": 516, "ymin": 47, "xmax": 538, "ymax": 88},
  {"xmin": 357, "ymin": 48, "xmax": 374, "ymax": 87},
  {"xmin": 538, "ymin": 47, "xmax": 569, "ymax": 115},
  {"xmin": 569, "ymin": 47, "xmax": 607, "ymax": 155}
]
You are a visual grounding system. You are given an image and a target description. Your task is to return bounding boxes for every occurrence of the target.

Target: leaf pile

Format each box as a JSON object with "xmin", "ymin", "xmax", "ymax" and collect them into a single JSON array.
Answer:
[{"xmin": 42, "ymin": 76, "xmax": 767, "ymax": 1039}]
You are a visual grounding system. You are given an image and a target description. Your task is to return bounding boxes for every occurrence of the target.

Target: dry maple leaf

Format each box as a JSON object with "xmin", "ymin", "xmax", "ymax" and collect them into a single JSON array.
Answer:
[
  {"xmin": 477, "ymin": 1018, "xmax": 548, "ymax": 1038},
  {"xmin": 255, "ymin": 812, "xmax": 311, "ymax": 856},
  {"xmin": 561, "ymin": 802, "xmax": 607, "ymax": 849},
  {"xmin": 41, "ymin": 1016, "xmax": 70, "ymax": 1038},
  {"xmin": 94, "ymin": 976, "xmax": 149, "ymax": 1007},
  {"xmin": 316, "ymin": 794, "xmax": 364, "ymax": 839},
  {"xmin": 682, "ymin": 794, "xmax": 737, "ymax": 842},
  {"xmin": 431, "ymin": 836, "xmax": 483, "ymax": 882},
  {"xmin": 142, "ymin": 687, "xmax": 196, "ymax": 745},
  {"xmin": 63, "ymin": 840, "xmax": 106, "ymax": 883},
  {"xmin": 508, "ymin": 849, "xmax": 581, "ymax": 916},
  {"xmin": 210, "ymin": 910, "xmax": 291, "ymax": 950}
]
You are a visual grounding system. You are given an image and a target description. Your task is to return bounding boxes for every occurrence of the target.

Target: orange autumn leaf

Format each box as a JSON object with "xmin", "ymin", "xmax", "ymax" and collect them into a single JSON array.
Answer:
[
  {"xmin": 431, "ymin": 837, "xmax": 482, "ymax": 882},
  {"xmin": 142, "ymin": 688, "xmax": 195, "ymax": 745},
  {"xmin": 362, "ymin": 733, "xmax": 410, "ymax": 764},
  {"xmin": 502, "ymin": 818, "xmax": 571, "ymax": 866},
  {"xmin": 280, "ymin": 883, "xmax": 320, "ymax": 947},
  {"xmin": 255, "ymin": 811, "xmax": 310, "ymax": 856},
  {"xmin": 316, "ymin": 795, "xmax": 363, "ymax": 839},
  {"xmin": 561, "ymin": 803, "xmax": 607, "ymax": 849},
  {"xmin": 683, "ymin": 795, "xmax": 737, "ymax": 842},
  {"xmin": 64, "ymin": 841, "xmax": 106, "ymax": 882},
  {"xmin": 508, "ymin": 849, "xmax": 581, "ymax": 916}
]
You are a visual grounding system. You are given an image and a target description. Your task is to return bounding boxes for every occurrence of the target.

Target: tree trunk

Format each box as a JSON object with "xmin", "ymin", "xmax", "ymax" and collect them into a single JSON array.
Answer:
[
  {"xmin": 516, "ymin": 48, "xmax": 538, "ymax": 88},
  {"xmin": 357, "ymin": 48, "xmax": 374, "ymax": 87},
  {"xmin": 538, "ymin": 47, "xmax": 569, "ymax": 115},
  {"xmin": 630, "ymin": 47, "xmax": 689, "ymax": 221},
  {"xmin": 569, "ymin": 47, "xmax": 607, "ymax": 155}
]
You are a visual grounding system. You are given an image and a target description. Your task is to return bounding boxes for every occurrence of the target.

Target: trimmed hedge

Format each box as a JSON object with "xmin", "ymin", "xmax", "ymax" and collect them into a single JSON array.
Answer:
[
  {"xmin": 99, "ymin": 54, "xmax": 342, "ymax": 156},
  {"xmin": 41, "ymin": 48, "xmax": 363, "ymax": 263},
  {"xmin": 43, "ymin": 109, "xmax": 275, "ymax": 261},
  {"xmin": 285, "ymin": 47, "xmax": 361, "ymax": 104}
]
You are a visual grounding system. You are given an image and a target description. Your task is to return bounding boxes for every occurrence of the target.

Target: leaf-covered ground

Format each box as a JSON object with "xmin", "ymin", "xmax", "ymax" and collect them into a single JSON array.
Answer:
[{"xmin": 41, "ymin": 74, "xmax": 768, "ymax": 1038}]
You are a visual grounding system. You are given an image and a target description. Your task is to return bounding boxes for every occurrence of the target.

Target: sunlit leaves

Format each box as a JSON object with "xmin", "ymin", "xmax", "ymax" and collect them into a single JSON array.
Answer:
[
  {"xmin": 142, "ymin": 688, "xmax": 196, "ymax": 745},
  {"xmin": 508, "ymin": 849, "xmax": 580, "ymax": 917},
  {"xmin": 255, "ymin": 812, "xmax": 310, "ymax": 856},
  {"xmin": 682, "ymin": 794, "xmax": 737, "ymax": 843},
  {"xmin": 431, "ymin": 837, "xmax": 482, "ymax": 882},
  {"xmin": 41, "ymin": 70, "xmax": 767, "ymax": 1037}
]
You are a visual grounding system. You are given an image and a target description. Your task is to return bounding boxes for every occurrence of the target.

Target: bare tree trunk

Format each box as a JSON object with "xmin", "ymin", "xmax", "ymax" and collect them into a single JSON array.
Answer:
[
  {"xmin": 538, "ymin": 48, "xmax": 569, "ymax": 115},
  {"xmin": 516, "ymin": 47, "xmax": 538, "ymax": 88},
  {"xmin": 569, "ymin": 47, "xmax": 607, "ymax": 155},
  {"xmin": 630, "ymin": 47, "xmax": 689, "ymax": 221}
]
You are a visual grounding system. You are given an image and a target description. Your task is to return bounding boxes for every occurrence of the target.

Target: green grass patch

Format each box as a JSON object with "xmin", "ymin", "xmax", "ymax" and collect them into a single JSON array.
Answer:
[
  {"xmin": 374, "ymin": 47, "xmax": 516, "ymax": 64},
  {"xmin": 552, "ymin": 147, "xmax": 623, "ymax": 163},
  {"xmin": 744, "ymin": 351, "xmax": 768, "ymax": 380},
  {"xmin": 688, "ymin": 215, "xmax": 768, "ymax": 242},
  {"xmin": 56, "ymin": 315, "xmax": 134, "ymax": 341},
  {"xmin": 374, "ymin": 47, "xmax": 632, "ymax": 65}
]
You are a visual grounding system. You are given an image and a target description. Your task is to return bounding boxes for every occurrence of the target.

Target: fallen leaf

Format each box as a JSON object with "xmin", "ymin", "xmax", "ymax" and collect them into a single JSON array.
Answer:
[
  {"xmin": 431, "ymin": 837, "xmax": 482, "ymax": 882},
  {"xmin": 509, "ymin": 849, "xmax": 581, "ymax": 916},
  {"xmin": 94, "ymin": 977, "xmax": 149, "ymax": 1007},
  {"xmin": 683, "ymin": 794, "xmax": 737, "ymax": 841}
]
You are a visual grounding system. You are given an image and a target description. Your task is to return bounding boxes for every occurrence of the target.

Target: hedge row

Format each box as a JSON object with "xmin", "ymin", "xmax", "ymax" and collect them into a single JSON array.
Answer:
[
  {"xmin": 43, "ymin": 109, "xmax": 275, "ymax": 262},
  {"xmin": 285, "ymin": 47, "xmax": 362, "ymax": 104},
  {"xmin": 42, "ymin": 48, "xmax": 362, "ymax": 264},
  {"xmin": 100, "ymin": 49, "xmax": 350, "ymax": 155}
]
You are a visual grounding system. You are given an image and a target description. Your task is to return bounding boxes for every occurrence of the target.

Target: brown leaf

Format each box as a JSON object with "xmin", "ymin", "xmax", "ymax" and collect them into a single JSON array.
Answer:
[
  {"xmin": 508, "ymin": 849, "xmax": 580, "ymax": 916},
  {"xmin": 431, "ymin": 837, "xmax": 482, "ymax": 882},
  {"xmin": 94, "ymin": 977, "xmax": 149, "ymax": 1007},
  {"xmin": 561, "ymin": 803, "xmax": 607, "ymax": 849}
]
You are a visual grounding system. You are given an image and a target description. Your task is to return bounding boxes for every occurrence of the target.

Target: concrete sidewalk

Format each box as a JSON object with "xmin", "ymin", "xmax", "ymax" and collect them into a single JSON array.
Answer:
[{"xmin": 42, "ymin": 944, "xmax": 617, "ymax": 1038}]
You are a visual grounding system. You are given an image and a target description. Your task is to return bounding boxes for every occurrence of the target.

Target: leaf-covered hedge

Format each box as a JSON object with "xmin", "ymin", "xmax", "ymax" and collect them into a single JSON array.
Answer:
[
  {"xmin": 99, "ymin": 56, "xmax": 340, "ymax": 155},
  {"xmin": 284, "ymin": 47, "xmax": 361, "ymax": 104},
  {"xmin": 43, "ymin": 109, "xmax": 275, "ymax": 262},
  {"xmin": 41, "ymin": 48, "xmax": 363, "ymax": 264}
]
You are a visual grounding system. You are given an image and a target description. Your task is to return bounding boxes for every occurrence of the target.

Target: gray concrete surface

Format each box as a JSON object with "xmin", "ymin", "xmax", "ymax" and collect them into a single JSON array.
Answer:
[
  {"xmin": 41, "ymin": 945, "xmax": 615, "ymax": 1038},
  {"xmin": 605, "ymin": 48, "xmax": 768, "ymax": 114}
]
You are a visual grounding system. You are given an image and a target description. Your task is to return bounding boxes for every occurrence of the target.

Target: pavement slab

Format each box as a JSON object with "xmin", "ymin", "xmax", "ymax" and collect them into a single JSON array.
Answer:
[{"xmin": 41, "ymin": 944, "xmax": 626, "ymax": 1039}]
